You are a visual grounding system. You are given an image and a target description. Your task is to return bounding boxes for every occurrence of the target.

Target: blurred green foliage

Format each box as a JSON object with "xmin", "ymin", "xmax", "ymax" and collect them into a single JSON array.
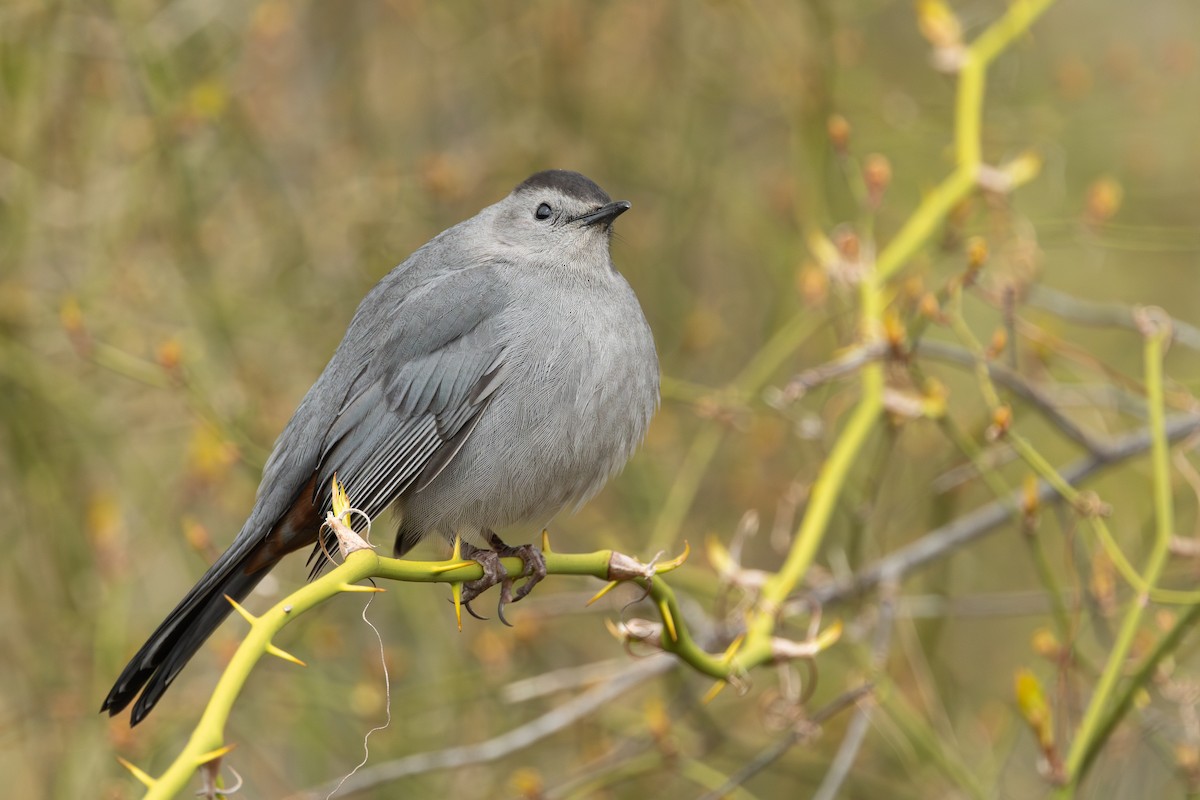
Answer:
[{"xmin": 3, "ymin": 0, "xmax": 1200, "ymax": 798}]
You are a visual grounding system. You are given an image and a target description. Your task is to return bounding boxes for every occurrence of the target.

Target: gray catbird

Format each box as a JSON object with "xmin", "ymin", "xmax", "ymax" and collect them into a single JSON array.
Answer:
[{"xmin": 102, "ymin": 170, "xmax": 659, "ymax": 725}]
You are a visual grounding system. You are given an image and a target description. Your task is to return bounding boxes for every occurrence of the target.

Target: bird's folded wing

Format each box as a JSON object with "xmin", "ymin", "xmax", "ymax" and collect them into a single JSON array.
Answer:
[{"xmin": 307, "ymin": 265, "xmax": 509, "ymax": 563}]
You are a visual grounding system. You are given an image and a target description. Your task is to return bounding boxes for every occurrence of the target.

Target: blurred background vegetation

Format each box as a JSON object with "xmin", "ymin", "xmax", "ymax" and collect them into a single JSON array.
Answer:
[{"xmin": 3, "ymin": 0, "xmax": 1200, "ymax": 797}]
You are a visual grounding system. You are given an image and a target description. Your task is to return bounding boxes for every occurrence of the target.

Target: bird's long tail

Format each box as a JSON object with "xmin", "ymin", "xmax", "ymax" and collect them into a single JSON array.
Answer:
[
  {"xmin": 100, "ymin": 540, "xmax": 279, "ymax": 726},
  {"xmin": 104, "ymin": 475, "xmax": 322, "ymax": 725}
]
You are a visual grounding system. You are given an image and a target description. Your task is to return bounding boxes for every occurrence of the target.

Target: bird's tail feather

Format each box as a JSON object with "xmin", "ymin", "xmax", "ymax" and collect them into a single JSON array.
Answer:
[{"xmin": 101, "ymin": 545, "xmax": 274, "ymax": 726}]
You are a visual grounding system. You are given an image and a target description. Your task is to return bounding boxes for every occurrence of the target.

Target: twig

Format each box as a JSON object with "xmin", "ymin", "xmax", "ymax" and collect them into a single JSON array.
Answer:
[
  {"xmin": 290, "ymin": 655, "xmax": 676, "ymax": 799},
  {"xmin": 696, "ymin": 683, "xmax": 876, "ymax": 800},
  {"xmin": 733, "ymin": 0, "xmax": 1057, "ymax": 692},
  {"xmin": 773, "ymin": 342, "xmax": 889, "ymax": 404},
  {"xmin": 812, "ymin": 413, "xmax": 1200, "ymax": 607},
  {"xmin": 124, "ymin": 534, "xmax": 696, "ymax": 799},
  {"xmin": 812, "ymin": 579, "xmax": 899, "ymax": 800},
  {"xmin": 1026, "ymin": 285, "xmax": 1200, "ymax": 352},
  {"xmin": 773, "ymin": 334, "xmax": 1119, "ymax": 477},
  {"xmin": 1073, "ymin": 599, "xmax": 1200, "ymax": 784},
  {"xmin": 914, "ymin": 340, "xmax": 1109, "ymax": 455},
  {"xmin": 501, "ymin": 657, "xmax": 639, "ymax": 703},
  {"xmin": 1060, "ymin": 312, "xmax": 1176, "ymax": 793}
]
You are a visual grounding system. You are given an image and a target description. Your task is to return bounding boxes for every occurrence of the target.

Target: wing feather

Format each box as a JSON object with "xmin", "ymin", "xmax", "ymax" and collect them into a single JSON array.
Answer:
[{"xmin": 304, "ymin": 265, "xmax": 509, "ymax": 570}]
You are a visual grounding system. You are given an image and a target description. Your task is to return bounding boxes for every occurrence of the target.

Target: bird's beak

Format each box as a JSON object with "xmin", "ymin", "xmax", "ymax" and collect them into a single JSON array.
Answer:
[{"xmin": 575, "ymin": 200, "xmax": 631, "ymax": 227}]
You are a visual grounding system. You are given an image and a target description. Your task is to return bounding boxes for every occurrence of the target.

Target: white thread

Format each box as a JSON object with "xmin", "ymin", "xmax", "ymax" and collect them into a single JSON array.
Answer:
[{"xmin": 325, "ymin": 584, "xmax": 392, "ymax": 799}]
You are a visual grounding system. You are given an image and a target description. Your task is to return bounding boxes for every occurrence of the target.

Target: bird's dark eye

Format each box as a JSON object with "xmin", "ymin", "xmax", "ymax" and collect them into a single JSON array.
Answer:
[{"xmin": 535, "ymin": 202, "xmax": 553, "ymax": 221}]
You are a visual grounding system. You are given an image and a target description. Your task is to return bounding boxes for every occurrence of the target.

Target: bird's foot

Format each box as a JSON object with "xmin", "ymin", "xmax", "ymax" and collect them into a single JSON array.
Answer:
[
  {"xmin": 459, "ymin": 532, "xmax": 547, "ymax": 626},
  {"xmin": 486, "ymin": 531, "xmax": 547, "ymax": 605}
]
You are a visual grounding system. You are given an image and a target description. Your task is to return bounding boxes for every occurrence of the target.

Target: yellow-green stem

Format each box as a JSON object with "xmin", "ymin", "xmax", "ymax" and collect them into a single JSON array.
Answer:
[
  {"xmin": 875, "ymin": 166, "xmax": 975, "ymax": 283},
  {"xmin": 1061, "ymin": 326, "xmax": 1173, "ymax": 789},
  {"xmin": 742, "ymin": 276, "xmax": 884, "ymax": 664},
  {"xmin": 878, "ymin": 0, "xmax": 1057, "ymax": 285},
  {"xmin": 143, "ymin": 546, "xmax": 660, "ymax": 798},
  {"xmin": 146, "ymin": 549, "xmax": 379, "ymax": 799}
]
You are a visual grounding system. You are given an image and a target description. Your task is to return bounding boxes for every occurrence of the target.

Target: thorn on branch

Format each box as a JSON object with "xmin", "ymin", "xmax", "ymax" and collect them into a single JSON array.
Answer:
[
  {"xmin": 224, "ymin": 595, "xmax": 257, "ymax": 625},
  {"xmin": 339, "ymin": 584, "xmax": 387, "ymax": 593},
  {"xmin": 194, "ymin": 744, "xmax": 235, "ymax": 766},
  {"xmin": 658, "ymin": 599, "xmax": 678, "ymax": 642},
  {"xmin": 115, "ymin": 756, "xmax": 156, "ymax": 788},
  {"xmin": 703, "ymin": 671, "xmax": 751, "ymax": 704},
  {"xmin": 586, "ymin": 580, "xmax": 621, "ymax": 607},
  {"xmin": 265, "ymin": 643, "xmax": 307, "ymax": 667}
]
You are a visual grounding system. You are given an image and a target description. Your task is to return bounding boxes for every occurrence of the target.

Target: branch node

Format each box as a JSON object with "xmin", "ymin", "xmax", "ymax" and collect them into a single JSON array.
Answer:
[
  {"xmin": 1074, "ymin": 490, "xmax": 1112, "ymax": 518},
  {"xmin": 1134, "ymin": 305, "xmax": 1174, "ymax": 344},
  {"xmin": 323, "ymin": 510, "xmax": 375, "ymax": 558},
  {"xmin": 606, "ymin": 617, "xmax": 662, "ymax": 646},
  {"xmin": 606, "ymin": 542, "xmax": 690, "ymax": 582}
]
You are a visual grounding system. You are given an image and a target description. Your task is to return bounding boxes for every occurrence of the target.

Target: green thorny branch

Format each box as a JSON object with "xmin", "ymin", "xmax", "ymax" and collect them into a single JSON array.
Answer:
[
  {"xmin": 125, "ymin": 479, "xmax": 702, "ymax": 799},
  {"xmin": 661, "ymin": 0, "xmax": 1054, "ymax": 684},
  {"xmin": 121, "ymin": 2, "xmax": 1059, "ymax": 795}
]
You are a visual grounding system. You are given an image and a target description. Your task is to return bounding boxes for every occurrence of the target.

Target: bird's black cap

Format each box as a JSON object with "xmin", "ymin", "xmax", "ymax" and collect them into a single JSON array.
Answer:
[{"xmin": 515, "ymin": 170, "xmax": 612, "ymax": 206}]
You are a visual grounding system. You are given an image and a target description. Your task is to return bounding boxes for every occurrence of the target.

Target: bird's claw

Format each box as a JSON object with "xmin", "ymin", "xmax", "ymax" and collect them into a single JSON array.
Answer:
[
  {"xmin": 487, "ymin": 533, "xmax": 547, "ymax": 605},
  {"xmin": 462, "ymin": 599, "xmax": 489, "ymax": 621},
  {"xmin": 458, "ymin": 533, "xmax": 548, "ymax": 625},
  {"xmin": 459, "ymin": 548, "xmax": 507, "ymax": 607}
]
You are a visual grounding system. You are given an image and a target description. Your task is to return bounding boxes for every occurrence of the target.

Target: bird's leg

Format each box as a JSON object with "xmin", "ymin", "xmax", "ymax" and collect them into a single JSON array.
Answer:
[{"xmin": 458, "ymin": 532, "xmax": 547, "ymax": 626}]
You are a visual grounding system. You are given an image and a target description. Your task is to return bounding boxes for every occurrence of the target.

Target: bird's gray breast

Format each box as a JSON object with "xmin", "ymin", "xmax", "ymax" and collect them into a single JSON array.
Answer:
[{"xmin": 401, "ymin": 270, "xmax": 659, "ymax": 538}]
